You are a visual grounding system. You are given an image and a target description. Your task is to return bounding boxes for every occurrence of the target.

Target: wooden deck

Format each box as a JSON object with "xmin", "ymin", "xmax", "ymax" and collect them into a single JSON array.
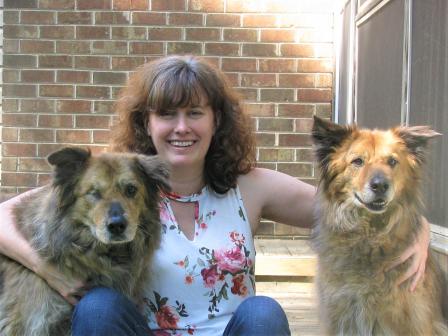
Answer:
[{"xmin": 255, "ymin": 239, "xmax": 320, "ymax": 336}]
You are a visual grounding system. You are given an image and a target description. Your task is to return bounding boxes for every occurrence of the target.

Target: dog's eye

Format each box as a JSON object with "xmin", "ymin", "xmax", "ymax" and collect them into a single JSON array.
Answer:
[
  {"xmin": 351, "ymin": 158, "xmax": 364, "ymax": 167},
  {"xmin": 124, "ymin": 184, "xmax": 138, "ymax": 198},
  {"xmin": 87, "ymin": 189, "xmax": 101, "ymax": 200},
  {"xmin": 388, "ymin": 157, "xmax": 398, "ymax": 167}
]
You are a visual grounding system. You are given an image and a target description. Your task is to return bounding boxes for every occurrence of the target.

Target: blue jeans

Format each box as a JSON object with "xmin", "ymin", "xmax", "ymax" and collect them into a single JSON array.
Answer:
[{"xmin": 72, "ymin": 287, "xmax": 291, "ymax": 336}]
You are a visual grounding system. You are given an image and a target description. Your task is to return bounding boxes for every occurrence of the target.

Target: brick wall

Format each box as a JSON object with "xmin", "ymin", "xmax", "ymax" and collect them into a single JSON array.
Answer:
[{"xmin": 1, "ymin": 0, "xmax": 334, "ymax": 237}]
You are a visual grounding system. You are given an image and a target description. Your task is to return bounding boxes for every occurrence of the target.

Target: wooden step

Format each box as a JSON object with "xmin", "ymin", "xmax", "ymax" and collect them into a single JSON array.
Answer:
[{"xmin": 255, "ymin": 239, "xmax": 317, "ymax": 277}]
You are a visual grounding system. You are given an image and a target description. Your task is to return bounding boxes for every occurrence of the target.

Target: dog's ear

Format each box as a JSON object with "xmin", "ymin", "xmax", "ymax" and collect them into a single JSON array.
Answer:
[
  {"xmin": 136, "ymin": 155, "xmax": 171, "ymax": 194},
  {"xmin": 311, "ymin": 116, "xmax": 353, "ymax": 164},
  {"xmin": 395, "ymin": 126, "xmax": 441, "ymax": 164},
  {"xmin": 47, "ymin": 147, "xmax": 91, "ymax": 185}
]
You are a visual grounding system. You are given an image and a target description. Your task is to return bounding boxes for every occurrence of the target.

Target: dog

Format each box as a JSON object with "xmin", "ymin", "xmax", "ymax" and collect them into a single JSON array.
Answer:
[
  {"xmin": 0, "ymin": 147, "xmax": 169, "ymax": 335},
  {"xmin": 311, "ymin": 116, "xmax": 447, "ymax": 335}
]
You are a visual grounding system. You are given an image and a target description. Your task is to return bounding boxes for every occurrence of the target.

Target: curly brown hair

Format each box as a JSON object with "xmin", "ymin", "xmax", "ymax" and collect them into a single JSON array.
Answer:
[{"xmin": 110, "ymin": 55, "xmax": 256, "ymax": 194}]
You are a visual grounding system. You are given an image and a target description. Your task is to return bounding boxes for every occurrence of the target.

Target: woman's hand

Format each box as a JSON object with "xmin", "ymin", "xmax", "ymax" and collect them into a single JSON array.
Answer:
[{"xmin": 387, "ymin": 216, "xmax": 430, "ymax": 292}]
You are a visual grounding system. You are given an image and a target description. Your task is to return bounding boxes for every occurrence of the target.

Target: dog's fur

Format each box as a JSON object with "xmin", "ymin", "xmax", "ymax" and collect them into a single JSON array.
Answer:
[
  {"xmin": 311, "ymin": 116, "xmax": 447, "ymax": 335},
  {"xmin": 0, "ymin": 147, "xmax": 169, "ymax": 335}
]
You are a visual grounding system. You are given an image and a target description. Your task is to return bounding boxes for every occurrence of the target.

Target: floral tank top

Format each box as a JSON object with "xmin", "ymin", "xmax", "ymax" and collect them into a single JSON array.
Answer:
[{"xmin": 142, "ymin": 185, "xmax": 256, "ymax": 336}]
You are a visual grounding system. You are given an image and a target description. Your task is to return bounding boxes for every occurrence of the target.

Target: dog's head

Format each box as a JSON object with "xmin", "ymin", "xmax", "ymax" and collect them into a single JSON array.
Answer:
[
  {"xmin": 47, "ymin": 147, "xmax": 170, "ymax": 244},
  {"xmin": 311, "ymin": 116, "xmax": 439, "ymax": 215}
]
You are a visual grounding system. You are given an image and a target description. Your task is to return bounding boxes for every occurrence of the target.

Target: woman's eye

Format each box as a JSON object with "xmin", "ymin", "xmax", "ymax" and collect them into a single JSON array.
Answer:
[
  {"xmin": 388, "ymin": 157, "xmax": 398, "ymax": 168},
  {"xmin": 351, "ymin": 158, "xmax": 364, "ymax": 167},
  {"xmin": 159, "ymin": 110, "xmax": 176, "ymax": 118},
  {"xmin": 87, "ymin": 189, "xmax": 101, "ymax": 200},
  {"xmin": 124, "ymin": 184, "xmax": 138, "ymax": 198},
  {"xmin": 189, "ymin": 110, "xmax": 203, "ymax": 117}
]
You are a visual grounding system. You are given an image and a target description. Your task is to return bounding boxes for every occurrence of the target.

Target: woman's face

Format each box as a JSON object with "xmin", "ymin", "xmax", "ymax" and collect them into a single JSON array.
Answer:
[{"xmin": 147, "ymin": 97, "xmax": 215, "ymax": 172}]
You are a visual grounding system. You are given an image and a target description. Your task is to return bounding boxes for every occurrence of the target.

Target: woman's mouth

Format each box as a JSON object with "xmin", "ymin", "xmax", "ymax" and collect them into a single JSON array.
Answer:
[{"xmin": 168, "ymin": 140, "xmax": 195, "ymax": 147}]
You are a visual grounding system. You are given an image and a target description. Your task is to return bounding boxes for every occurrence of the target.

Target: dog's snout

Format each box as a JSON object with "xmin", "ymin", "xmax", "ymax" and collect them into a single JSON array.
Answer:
[
  {"xmin": 107, "ymin": 202, "xmax": 127, "ymax": 235},
  {"xmin": 369, "ymin": 175, "xmax": 389, "ymax": 194}
]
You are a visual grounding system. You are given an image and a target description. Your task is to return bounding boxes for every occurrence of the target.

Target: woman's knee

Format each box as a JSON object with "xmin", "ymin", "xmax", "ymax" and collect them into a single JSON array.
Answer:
[{"xmin": 237, "ymin": 295, "xmax": 287, "ymax": 319}]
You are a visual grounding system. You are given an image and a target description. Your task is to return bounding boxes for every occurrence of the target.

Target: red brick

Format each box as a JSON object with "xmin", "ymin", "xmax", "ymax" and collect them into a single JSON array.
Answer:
[
  {"xmin": 258, "ymin": 148, "xmax": 294, "ymax": 162},
  {"xmin": 169, "ymin": 13, "xmax": 203, "ymax": 26},
  {"xmin": 3, "ymin": 85, "xmax": 37, "ymax": 98},
  {"xmin": 39, "ymin": 55, "xmax": 73, "ymax": 68},
  {"xmin": 258, "ymin": 118, "xmax": 293, "ymax": 132},
  {"xmin": 21, "ymin": 100, "xmax": 55, "ymax": 113},
  {"xmin": 2, "ymin": 114, "xmax": 37, "ymax": 127},
  {"xmin": 92, "ymin": 41, "xmax": 128, "ymax": 55},
  {"xmin": 38, "ymin": 144, "xmax": 66, "ymax": 157},
  {"xmin": 280, "ymin": 13, "xmax": 334, "ymax": 29},
  {"xmin": 40, "ymin": 85, "xmax": 74, "ymax": 98},
  {"xmin": 2, "ymin": 128, "xmax": 19, "ymax": 142},
  {"xmin": 38, "ymin": 115, "xmax": 73, "ymax": 128},
  {"xmin": 296, "ymin": 148, "xmax": 314, "ymax": 162},
  {"xmin": 259, "ymin": 59, "xmax": 296, "ymax": 73},
  {"xmin": 224, "ymin": 29, "xmax": 257, "ymax": 42},
  {"xmin": 279, "ymin": 74, "xmax": 314, "ymax": 88},
  {"xmin": 21, "ymin": 40, "xmax": 55, "ymax": 53},
  {"xmin": 260, "ymin": 89, "xmax": 295, "ymax": 102},
  {"xmin": 3, "ymin": 40, "xmax": 20, "ymax": 53},
  {"xmin": 40, "ymin": 26, "xmax": 75, "ymax": 39},
  {"xmin": 222, "ymin": 58, "xmax": 256, "ymax": 72},
  {"xmin": 77, "ymin": 0, "xmax": 111, "ymax": 9},
  {"xmin": 260, "ymin": 29, "xmax": 295, "ymax": 42},
  {"xmin": 152, "ymin": 0, "xmax": 185, "ymax": 10},
  {"xmin": 56, "ymin": 130, "xmax": 91, "ymax": 143},
  {"xmin": 280, "ymin": 44, "xmax": 314, "ymax": 57},
  {"xmin": 316, "ymin": 74, "xmax": 333, "ymax": 87},
  {"xmin": 132, "ymin": 12, "xmax": 166, "ymax": 25},
  {"xmin": 1, "ymin": 173, "xmax": 38, "ymax": 187},
  {"xmin": 242, "ymin": 15, "xmax": 276, "ymax": 28},
  {"xmin": 93, "ymin": 130, "xmax": 112, "ymax": 144},
  {"xmin": 19, "ymin": 158, "xmax": 52, "ymax": 172},
  {"xmin": 241, "ymin": 74, "xmax": 276, "ymax": 87},
  {"xmin": 95, "ymin": 12, "xmax": 131, "ymax": 24},
  {"xmin": 4, "ymin": 25, "xmax": 39, "ymax": 39},
  {"xmin": 278, "ymin": 134, "xmax": 312, "ymax": 146},
  {"xmin": 297, "ymin": 59, "xmax": 333, "ymax": 72},
  {"xmin": 206, "ymin": 14, "xmax": 240, "ymax": 27},
  {"xmin": 76, "ymin": 26, "xmax": 110, "ymax": 39},
  {"xmin": 294, "ymin": 118, "xmax": 313, "ymax": 133},
  {"xmin": 189, "ymin": 0, "xmax": 224, "ymax": 12},
  {"xmin": 237, "ymin": 88, "xmax": 257, "ymax": 100},
  {"xmin": 186, "ymin": 28, "xmax": 220, "ymax": 41},
  {"xmin": 226, "ymin": 0, "xmax": 264, "ymax": 12},
  {"xmin": 277, "ymin": 163, "xmax": 312, "ymax": 178},
  {"xmin": 4, "ymin": 11, "xmax": 20, "ymax": 24},
  {"xmin": 205, "ymin": 43, "xmax": 239, "ymax": 56},
  {"xmin": 21, "ymin": 11, "xmax": 55, "ymax": 24},
  {"xmin": 111, "ymin": 57, "xmax": 146, "ymax": 70},
  {"xmin": 75, "ymin": 56, "xmax": 110, "ymax": 70},
  {"xmin": 278, "ymin": 104, "xmax": 314, "ymax": 117},
  {"xmin": 316, "ymin": 104, "xmax": 332, "ymax": 118},
  {"xmin": 297, "ymin": 88, "xmax": 332, "ymax": 102},
  {"xmin": 76, "ymin": 86, "xmax": 110, "ymax": 99},
  {"xmin": 22, "ymin": 70, "xmax": 55, "ymax": 83},
  {"xmin": 242, "ymin": 44, "xmax": 277, "ymax": 57},
  {"xmin": 148, "ymin": 28, "xmax": 182, "ymax": 40},
  {"xmin": 57, "ymin": 70, "xmax": 90, "ymax": 83},
  {"xmin": 58, "ymin": 11, "xmax": 92, "ymax": 24},
  {"xmin": 2, "ymin": 99, "xmax": 20, "ymax": 112},
  {"xmin": 56, "ymin": 100, "xmax": 92, "ymax": 114},
  {"xmin": 255, "ymin": 133, "xmax": 275, "ymax": 146},
  {"xmin": 129, "ymin": 42, "xmax": 164, "ymax": 55},
  {"xmin": 76, "ymin": 115, "xmax": 111, "ymax": 129},
  {"xmin": 243, "ymin": 103, "xmax": 275, "ymax": 117},
  {"xmin": 295, "ymin": 28, "xmax": 333, "ymax": 43},
  {"xmin": 38, "ymin": 0, "xmax": 75, "ymax": 9},
  {"xmin": 56, "ymin": 41, "xmax": 91, "ymax": 54},
  {"xmin": 94, "ymin": 101, "xmax": 115, "ymax": 114},
  {"xmin": 113, "ymin": 0, "xmax": 148, "ymax": 10},
  {"xmin": 2, "ymin": 70, "xmax": 20, "ymax": 83},
  {"xmin": 20, "ymin": 129, "xmax": 55, "ymax": 143},
  {"xmin": 3, "ymin": 55, "xmax": 37, "ymax": 68},
  {"xmin": 112, "ymin": 27, "xmax": 147, "ymax": 40},
  {"xmin": 93, "ymin": 72, "xmax": 127, "ymax": 85},
  {"xmin": 167, "ymin": 42, "xmax": 202, "ymax": 55},
  {"xmin": 2, "ymin": 143, "xmax": 37, "ymax": 157}
]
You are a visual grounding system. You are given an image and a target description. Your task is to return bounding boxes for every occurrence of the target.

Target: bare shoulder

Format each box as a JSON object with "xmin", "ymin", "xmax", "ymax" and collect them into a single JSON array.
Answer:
[{"xmin": 238, "ymin": 168, "xmax": 316, "ymax": 231}]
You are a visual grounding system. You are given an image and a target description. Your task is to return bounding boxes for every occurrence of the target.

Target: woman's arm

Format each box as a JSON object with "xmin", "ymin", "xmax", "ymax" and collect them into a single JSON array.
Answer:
[{"xmin": 0, "ymin": 192, "xmax": 87, "ymax": 305}]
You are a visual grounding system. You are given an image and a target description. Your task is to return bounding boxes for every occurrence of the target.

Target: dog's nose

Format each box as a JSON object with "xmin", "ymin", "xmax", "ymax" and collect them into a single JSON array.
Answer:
[
  {"xmin": 369, "ymin": 175, "xmax": 389, "ymax": 194},
  {"xmin": 107, "ymin": 202, "xmax": 127, "ymax": 235}
]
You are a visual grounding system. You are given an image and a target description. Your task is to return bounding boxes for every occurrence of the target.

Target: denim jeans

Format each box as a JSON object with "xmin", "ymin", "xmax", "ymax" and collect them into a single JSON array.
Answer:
[{"xmin": 72, "ymin": 287, "xmax": 291, "ymax": 336}]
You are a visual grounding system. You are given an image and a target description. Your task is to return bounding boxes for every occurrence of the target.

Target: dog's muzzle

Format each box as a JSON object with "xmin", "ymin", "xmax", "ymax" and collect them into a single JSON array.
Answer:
[{"xmin": 107, "ymin": 202, "xmax": 128, "ymax": 236}]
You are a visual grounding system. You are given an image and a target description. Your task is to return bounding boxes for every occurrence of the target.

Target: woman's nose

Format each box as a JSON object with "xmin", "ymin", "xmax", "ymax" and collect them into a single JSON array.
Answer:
[{"xmin": 174, "ymin": 115, "xmax": 191, "ymax": 133}]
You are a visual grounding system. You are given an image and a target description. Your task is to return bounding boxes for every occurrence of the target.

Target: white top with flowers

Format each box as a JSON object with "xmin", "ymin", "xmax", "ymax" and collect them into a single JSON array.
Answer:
[{"xmin": 143, "ymin": 185, "xmax": 256, "ymax": 336}]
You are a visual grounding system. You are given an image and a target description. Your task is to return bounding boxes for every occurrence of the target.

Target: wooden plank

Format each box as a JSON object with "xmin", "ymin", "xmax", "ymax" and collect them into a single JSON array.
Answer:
[{"xmin": 255, "ymin": 255, "xmax": 317, "ymax": 276}]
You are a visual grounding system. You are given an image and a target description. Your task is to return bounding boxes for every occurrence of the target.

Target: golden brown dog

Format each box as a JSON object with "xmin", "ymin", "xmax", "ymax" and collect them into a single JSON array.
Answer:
[
  {"xmin": 0, "ymin": 147, "xmax": 169, "ymax": 335},
  {"xmin": 311, "ymin": 116, "xmax": 447, "ymax": 335}
]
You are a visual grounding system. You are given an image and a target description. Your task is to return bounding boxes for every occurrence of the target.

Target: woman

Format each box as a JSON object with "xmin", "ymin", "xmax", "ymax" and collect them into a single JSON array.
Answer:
[{"xmin": 0, "ymin": 55, "xmax": 430, "ymax": 336}]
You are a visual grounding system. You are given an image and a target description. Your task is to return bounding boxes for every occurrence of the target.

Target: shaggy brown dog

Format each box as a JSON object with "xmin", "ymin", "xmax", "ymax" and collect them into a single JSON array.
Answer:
[
  {"xmin": 311, "ymin": 116, "xmax": 447, "ymax": 335},
  {"xmin": 0, "ymin": 147, "xmax": 169, "ymax": 335}
]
